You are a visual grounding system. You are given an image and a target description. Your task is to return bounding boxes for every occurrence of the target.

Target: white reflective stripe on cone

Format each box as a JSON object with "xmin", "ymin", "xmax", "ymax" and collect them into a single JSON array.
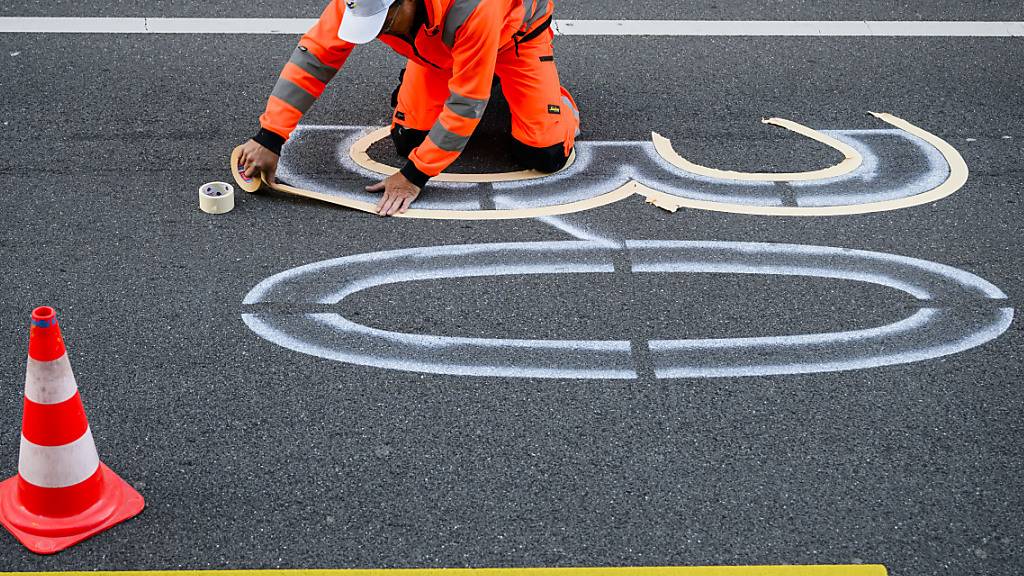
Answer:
[
  {"xmin": 24, "ymin": 354, "xmax": 79, "ymax": 405},
  {"xmin": 18, "ymin": 427, "xmax": 101, "ymax": 488}
]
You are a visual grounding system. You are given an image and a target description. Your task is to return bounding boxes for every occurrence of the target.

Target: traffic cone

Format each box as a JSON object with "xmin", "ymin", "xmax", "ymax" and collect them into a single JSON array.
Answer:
[{"xmin": 0, "ymin": 306, "xmax": 144, "ymax": 554}]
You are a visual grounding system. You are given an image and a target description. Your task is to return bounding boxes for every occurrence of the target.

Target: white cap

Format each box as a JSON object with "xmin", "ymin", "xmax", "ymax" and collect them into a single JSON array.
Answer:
[{"xmin": 338, "ymin": 0, "xmax": 397, "ymax": 44}]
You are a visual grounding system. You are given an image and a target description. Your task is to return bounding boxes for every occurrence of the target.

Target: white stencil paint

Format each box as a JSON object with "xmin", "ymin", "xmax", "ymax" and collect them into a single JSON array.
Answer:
[
  {"xmin": 275, "ymin": 123, "xmax": 957, "ymax": 215},
  {"xmin": 243, "ymin": 241, "xmax": 1012, "ymax": 379}
]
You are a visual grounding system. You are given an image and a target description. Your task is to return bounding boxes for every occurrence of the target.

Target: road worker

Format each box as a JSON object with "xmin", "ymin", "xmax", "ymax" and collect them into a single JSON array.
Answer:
[{"xmin": 237, "ymin": 0, "xmax": 580, "ymax": 216}]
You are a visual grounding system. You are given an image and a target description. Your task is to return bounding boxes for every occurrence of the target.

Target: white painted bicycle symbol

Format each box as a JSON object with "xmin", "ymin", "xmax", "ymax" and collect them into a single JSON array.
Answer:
[{"xmin": 241, "ymin": 113, "xmax": 1012, "ymax": 378}]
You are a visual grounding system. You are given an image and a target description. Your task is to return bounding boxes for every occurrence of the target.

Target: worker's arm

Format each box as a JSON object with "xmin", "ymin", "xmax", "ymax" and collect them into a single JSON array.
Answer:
[
  {"xmin": 400, "ymin": 2, "xmax": 502, "ymax": 188},
  {"xmin": 244, "ymin": 0, "xmax": 356, "ymax": 178}
]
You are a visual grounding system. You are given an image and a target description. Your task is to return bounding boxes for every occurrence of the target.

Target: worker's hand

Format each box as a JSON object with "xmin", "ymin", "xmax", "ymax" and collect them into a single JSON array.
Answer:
[
  {"xmin": 238, "ymin": 139, "xmax": 279, "ymax": 185},
  {"xmin": 367, "ymin": 172, "xmax": 421, "ymax": 216}
]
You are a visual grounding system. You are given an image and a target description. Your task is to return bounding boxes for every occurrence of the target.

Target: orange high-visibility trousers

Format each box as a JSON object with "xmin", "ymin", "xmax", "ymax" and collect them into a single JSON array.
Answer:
[{"xmin": 393, "ymin": 28, "xmax": 579, "ymax": 162}]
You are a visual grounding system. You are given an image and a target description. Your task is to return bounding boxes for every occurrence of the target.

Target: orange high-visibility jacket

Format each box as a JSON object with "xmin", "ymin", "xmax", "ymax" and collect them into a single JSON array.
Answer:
[{"xmin": 255, "ymin": 0, "xmax": 554, "ymax": 187}]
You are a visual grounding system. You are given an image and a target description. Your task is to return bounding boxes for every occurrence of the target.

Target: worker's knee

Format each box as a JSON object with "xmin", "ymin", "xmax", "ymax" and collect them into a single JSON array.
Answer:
[
  {"xmin": 390, "ymin": 125, "xmax": 429, "ymax": 158},
  {"xmin": 512, "ymin": 140, "xmax": 571, "ymax": 173}
]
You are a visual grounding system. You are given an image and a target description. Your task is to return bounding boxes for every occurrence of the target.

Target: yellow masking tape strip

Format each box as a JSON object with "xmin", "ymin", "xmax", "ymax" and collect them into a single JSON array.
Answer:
[
  {"xmin": 637, "ymin": 112, "xmax": 969, "ymax": 216},
  {"xmin": 230, "ymin": 145, "xmax": 621, "ymax": 220},
  {"xmin": 349, "ymin": 127, "xmax": 577, "ymax": 183},
  {"xmin": 229, "ymin": 113, "xmax": 966, "ymax": 219},
  {"xmin": 0, "ymin": 566, "xmax": 888, "ymax": 576},
  {"xmin": 272, "ymin": 180, "xmax": 636, "ymax": 220},
  {"xmin": 651, "ymin": 118, "xmax": 863, "ymax": 182}
]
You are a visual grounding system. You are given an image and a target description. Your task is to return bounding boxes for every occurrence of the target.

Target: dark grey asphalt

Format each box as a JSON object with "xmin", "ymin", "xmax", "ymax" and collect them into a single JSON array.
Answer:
[{"xmin": 0, "ymin": 4, "xmax": 1023, "ymax": 576}]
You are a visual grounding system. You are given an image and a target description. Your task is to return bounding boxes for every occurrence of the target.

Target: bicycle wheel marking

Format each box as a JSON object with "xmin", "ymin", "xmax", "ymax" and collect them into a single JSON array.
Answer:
[{"xmin": 243, "ymin": 241, "xmax": 1011, "ymax": 379}]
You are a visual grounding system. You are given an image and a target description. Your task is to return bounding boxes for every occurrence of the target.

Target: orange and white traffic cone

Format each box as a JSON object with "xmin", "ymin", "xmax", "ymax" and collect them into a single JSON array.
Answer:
[{"xmin": 0, "ymin": 306, "xmax": 144, "ymax": 554}]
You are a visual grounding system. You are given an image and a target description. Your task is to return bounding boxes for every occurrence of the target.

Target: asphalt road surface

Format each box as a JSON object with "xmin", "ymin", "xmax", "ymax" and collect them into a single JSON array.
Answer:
[{"xmin": 0, "ymin": 2, "xmax": 1022, "ymax": 575}]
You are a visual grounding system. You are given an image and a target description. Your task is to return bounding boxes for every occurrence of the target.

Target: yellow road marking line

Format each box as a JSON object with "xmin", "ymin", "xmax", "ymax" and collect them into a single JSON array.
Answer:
[{"xmin": 1, "ymin": 566, "xmax": 889, "ymax": 576}]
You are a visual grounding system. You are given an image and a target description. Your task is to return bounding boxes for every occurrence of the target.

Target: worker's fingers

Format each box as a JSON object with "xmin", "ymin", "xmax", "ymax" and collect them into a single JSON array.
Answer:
[
  {"xmin": 243, "ymin": 160, "xmax": 259, "ymax": 179},
  {"xmin": 377, "ymin": 193, "xmax": 395, "ymax": 216},
  {"xmin": 385, "ymin": 196, "xmax": 399, "ymax": 216},
  {"xmin": 385, "ymin": 193, "xmax": 406, "ymax": 217},
  {"xmin": 386, "ymin": 195, "xmax": 403, "ymax": 217},
  {"xmin": 397, "ymin": 195, "xmax": 414, "ymax": 215},
  {"xmin": 365, "ymin": 180, "xmax": 386, "ymax": 193},
  {"xmin": 238, "ymin": 149, "xmax": 248, "ymax": 171}
]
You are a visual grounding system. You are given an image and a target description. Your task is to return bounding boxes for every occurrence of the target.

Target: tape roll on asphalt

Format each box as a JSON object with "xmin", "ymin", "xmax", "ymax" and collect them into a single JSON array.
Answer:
[{"xmin": 199, "ymin": 181, "xmax": 235, "ymax": 214}]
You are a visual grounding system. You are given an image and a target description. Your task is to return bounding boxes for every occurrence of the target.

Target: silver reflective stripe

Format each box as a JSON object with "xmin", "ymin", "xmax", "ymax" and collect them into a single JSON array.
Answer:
[
  {"xmin": 428, "ymin": 123, "xmax": 471, "ymax": 152},
  {"xmin": 288, "ymin": 45, "xmax": 337, "ymax": 84},
  {"xmin": 446, "ymin": 92, "xmax": 488, "ymax": 120},
  {"xmin": 561, "ymin": 95, "xmax": 579, "ymax": 121},
  {"xmin": 442, "ymin": 0, "xmax": 483, "ymax": 47},
  {"xmin": 523, "ymin": 0, "xmax": 548, "ymax": 28},
  {"xmin": 271, "ymin": 77, "xmax": 316, "ymax": 113},
  {"xmin": 520, "ymin": 0, "xmax": 534, "ymax": 24}
]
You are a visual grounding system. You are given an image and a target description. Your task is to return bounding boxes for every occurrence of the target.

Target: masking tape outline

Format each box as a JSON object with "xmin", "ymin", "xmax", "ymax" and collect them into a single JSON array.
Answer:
[
  {"xmin": 651, "ymin": 117, "xmax": 864, "ymax": 182},
  {"xmin": 231, "ymin": 143, "xmax": 609, "ymax": 220},
  {"xmin": 349, "ymin": 126, "xmax": 578, "ymax": 183},
  {"xmin": 787, "ymin": 128, "xmax": 946, "ymax": 198},
  {"xmin": 333, "ymin": 127, "xmax": 480, "ymax": 191},
  {"xmin": 635, "ymin": 113, "xmax": 969, "ymax": 216},
  {"xmin": 230, "ymin": 113, "xmax": 967, "ymax": 219}
]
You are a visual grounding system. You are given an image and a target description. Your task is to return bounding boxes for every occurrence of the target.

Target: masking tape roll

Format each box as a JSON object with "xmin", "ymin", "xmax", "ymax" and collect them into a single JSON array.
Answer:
[
  {"xmin": 199, "ymin": 181, "xmax": 235, "ymax": 214},
  {"xmin": 230, "ymin": 145, "xmax": 263, "ymax": 192}
]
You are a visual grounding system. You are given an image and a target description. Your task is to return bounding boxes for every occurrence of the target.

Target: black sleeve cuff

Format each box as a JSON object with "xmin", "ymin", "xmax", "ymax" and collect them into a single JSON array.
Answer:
[
  {"xmin": 400, "ymin": 160, "xmax": 431, "ymax": 189},
  {"xmin": 253, "ymin": 127, "xmax": 286, "ymax": 156}
]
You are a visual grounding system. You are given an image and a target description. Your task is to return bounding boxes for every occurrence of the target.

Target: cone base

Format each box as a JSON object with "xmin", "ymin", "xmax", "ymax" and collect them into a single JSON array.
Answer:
[{"xmin": 0, "ymin": 463, "xmax": 144, "ymax": 555}]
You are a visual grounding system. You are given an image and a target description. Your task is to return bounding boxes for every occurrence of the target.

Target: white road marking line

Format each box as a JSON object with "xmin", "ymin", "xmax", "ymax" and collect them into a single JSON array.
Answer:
[
  {"xmin": 0, "ymin": 17, "xmax": 1022, "ymax": 36},
  {"xmin": 148, "ymin": 17, "xmax": 317, "ymax": 34},
  {"xmin": 557, "ymin": 20, "xmax": 1024, "ymax": 36},
  {"xmin": 0, "ymin": 17, "xmax": 145, "ymax": 33},
  {"xmin": 863, "ymin": 20, "xmax": 1022, "ymax": 36}
]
